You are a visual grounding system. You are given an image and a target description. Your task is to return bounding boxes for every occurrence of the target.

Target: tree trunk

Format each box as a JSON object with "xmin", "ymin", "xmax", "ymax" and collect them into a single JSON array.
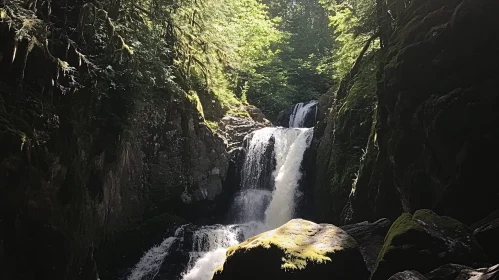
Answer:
[{"xmin": 336, "ymin": 33, "xmax": 378, "ymax": 101}]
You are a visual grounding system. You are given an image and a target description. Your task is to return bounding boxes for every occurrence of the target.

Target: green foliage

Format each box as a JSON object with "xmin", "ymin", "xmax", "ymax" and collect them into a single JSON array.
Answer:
[
  {"xmin": 320, "ymin": 0, "xmax": 379, "ymax": 81},
  {"xmin": 246, "ymin": 0, "xmax": 335, "ymax": 120},
  {"xmin": 171, "ymin": 0, "xmax": 281, "ymax": 116}
]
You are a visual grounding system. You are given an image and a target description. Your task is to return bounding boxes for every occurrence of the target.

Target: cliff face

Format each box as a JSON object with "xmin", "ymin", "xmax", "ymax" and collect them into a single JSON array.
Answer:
[
  {"xmin": 0, "ymin": 19, "xmax": 237, "ymax": 280},
  {"xmin": 314, "ymin": 0, "xmax": 499, "ymax": 225},
  {"xmin": 0, "ymin": 76, "xmax": 232, "ymax": 280}
]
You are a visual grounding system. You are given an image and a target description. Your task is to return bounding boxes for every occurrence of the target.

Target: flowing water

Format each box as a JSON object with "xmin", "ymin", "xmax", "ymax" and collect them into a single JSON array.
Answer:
[
  {"xmin": 289, "ymin": 100, "xmax": 318, "ymax": 128},
  {"xmin": 126, "ymin": 103, "xmax": 317, "ymax": 280}
]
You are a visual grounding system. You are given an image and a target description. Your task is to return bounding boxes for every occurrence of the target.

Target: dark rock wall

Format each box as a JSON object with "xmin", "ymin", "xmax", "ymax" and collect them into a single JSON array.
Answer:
[
  {"xmin": 314, "ymin": 0, "xmax": 499, "ymax": 226},
  {"xmin": 0, "ymin": 46, "xmax": 230, "ymax": 280},
  {"xmin": 313, "ymin": 53, "xmax": 388, "ymax": 225},
  {"xmin": 376, "ymin": 0, "xmax": 499, "ymax": 224}
]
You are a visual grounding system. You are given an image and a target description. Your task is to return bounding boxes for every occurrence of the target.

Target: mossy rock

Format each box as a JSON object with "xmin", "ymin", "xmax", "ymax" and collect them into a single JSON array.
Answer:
[
  {"xmin": 371, "ymin": 210, "xmax": 486, "ymax": 280},
  {"xmin": 212, "ymin": 219, "xmax": 369, "ymax": 280}
]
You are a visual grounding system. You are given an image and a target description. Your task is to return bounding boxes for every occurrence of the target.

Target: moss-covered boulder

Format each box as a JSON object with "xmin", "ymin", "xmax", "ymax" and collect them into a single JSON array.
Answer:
[
  {"xmin": 371, "ymin": 210, "xmax": 486, "ymax": 280},
  {"xmin": 212, "ymin": 219, "xmax": 369, "ymax": 280}
]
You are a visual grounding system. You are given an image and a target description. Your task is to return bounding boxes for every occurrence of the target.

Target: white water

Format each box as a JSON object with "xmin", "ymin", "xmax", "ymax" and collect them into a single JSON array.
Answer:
[
  {"xmin": 289, "ymin": 100, "xmax": 318, "ymax": 128},
  {"xmin": 127, "ymin": 226, "xmax": 187, "ymax": 280},
  {"xmin": 128, "ymin": 116, "xmax": 314, "ymax": 280},
  {"xmin": 265, "ymin": 128, "xmax": 314, "ymax": 228}
]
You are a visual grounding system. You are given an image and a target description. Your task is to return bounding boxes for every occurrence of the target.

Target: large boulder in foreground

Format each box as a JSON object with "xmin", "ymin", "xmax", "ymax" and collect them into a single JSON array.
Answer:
[
  {"xmin": 212, "ymin": 219, "xmax": 369, "ymax": 280},
  {"xmin": 371, "ymin": 210, "xmax": 486, "ymax": 280},
  {"xmin": 341, "ymin": 218, "xmax": 392, "ymax": 272}
]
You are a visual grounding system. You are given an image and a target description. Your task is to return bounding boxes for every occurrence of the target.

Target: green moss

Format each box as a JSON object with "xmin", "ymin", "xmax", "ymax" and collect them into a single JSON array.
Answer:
[
  {"xmin": 225, "ymin": 219, "xmax": 355, "ymax": 271},
  {"xmin": 205, "ymin": 120, "xmax": 219, "ymax": 132},
  {"xmin": 373, "ymin": 209, "xmax": 470, "ymax": 274},
  {"xmin": 186, "ymin": 90, "xmax": 205, "ymax": 119},
  {"xmin": 338, "ymin": 52, "xmax": 378, "ymax": 117}
]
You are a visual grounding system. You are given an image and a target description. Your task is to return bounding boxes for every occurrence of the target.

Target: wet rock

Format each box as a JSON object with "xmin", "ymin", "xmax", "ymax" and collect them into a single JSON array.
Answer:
[
  {"xmin": 245, "ymin": 105, "xmax": 269, "ymax": 124},
  {"xmin": 473, "ymin": 218, "xmax": 499, "ymax": 263},
  {"xmin": 389, "ymin": 271, "xmax": 428, "ymax": 280},
  {"xmin": 427, "ymin": 264, "xmax": 499, "ymax": 280},
  {"xmin": 454, "ymin": 264, "xmax": 499, "ymax": 280},
  {"xmin": 426, "ymin": 264, "xmax": 474, "ymax": 280},
  {"xmin": 371, "ymin": 210, "xmax": 486, "ymax": 280},
  {"xmin": 212, "ymin": 219, "xmax": 369, "ymax": 280},
  {"xmin": 276, "ymin": 105, "xmax": 293, "ymax": 127},
  {"xmin": 218, "ymin": 115, "xmax": 269, "ymax": 149},
  {"xmin": 340, "ymin": 218, "xmax": 392, "ymax": 272}
]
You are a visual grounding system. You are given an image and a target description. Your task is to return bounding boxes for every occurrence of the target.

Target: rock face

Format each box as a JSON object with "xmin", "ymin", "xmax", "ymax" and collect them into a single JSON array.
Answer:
[
  {"xmin": 313, "ymin": 0, "xmax": 499, "ymax": 226},
  {"xmin": 218, "ymin": 113, "xmax": 269, "ymax": 149},
  {"xmin": 0, "ymin": 76, "xmax": 231, "ymax": 279},
  {"xmin": 313, "ymin": 52, "xmax": 401, "ymax": 225},
  {"xmin": 340, "ymin": 218, "xmax": 392, "ymax": 272},
  {"xmin": 373, "ymin": 0, "xmax": 499, "ymax": 225},
  {"xmin": 212, "ymin": 219, "xmax": 369, "ymax": 280},
  {"xmin": 371, "ymin": 210, "xmax": 486, "ymax": 280}
]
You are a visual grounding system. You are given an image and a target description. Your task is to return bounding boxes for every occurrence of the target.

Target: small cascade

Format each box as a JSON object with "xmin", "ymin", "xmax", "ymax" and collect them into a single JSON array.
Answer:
[
  {"xmin": 127, "ymin": 226, "xmax": 186, "ymax": 280},
  {"xmin": 289, "ymin": 100, "xmax": 318, "ymax": 128},
  {"xmin": 126, "ymin": 109, "xmax": 316, "ymax": 280}
]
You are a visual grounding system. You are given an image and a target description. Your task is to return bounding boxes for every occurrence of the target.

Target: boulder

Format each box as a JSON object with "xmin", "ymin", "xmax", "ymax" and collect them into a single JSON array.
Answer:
[
  {"xmin": 427, "ymin": 264, "xmax": 499, "ymax": 280},
  {"xmin": 454, "ymin": 264, "xmax": 499, "ymax": 280},
  {"xmin": 218, "ymin": 115, "xmax": 268, "ymax": 149},
  {"xmin": 389, "ymin": 271, "xmax": 428, "ymax": 280},
  {"xmin": 426, "ymin": 264, "xmax": 472, "ymax": 280},
  {"xmin": 473, "ymin": 218, "xmax": 499, "ymax": 263},
  {"xmin": 371, "ymin": 210, "xmax": 486, "ymax": 280},
  {"xmin": 341, "ymin": 218, "xmax": 392, "ymax": 272},
  {"xmin": 212, "ymin": 219, "xmax": 369, "ymax": 280}
]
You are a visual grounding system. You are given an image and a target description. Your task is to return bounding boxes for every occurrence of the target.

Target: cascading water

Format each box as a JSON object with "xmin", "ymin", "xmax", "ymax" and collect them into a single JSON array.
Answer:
[
  {"xmin": 264, "ymin": 128, "xmax": 314, "ymax": 228},
  {"xmin": 126, "ymin": 105, "xmax": 315, "ymax": 280},
  {"xmin": 289, "ymin": 100, "xmax": 318, "ymax": 128}
]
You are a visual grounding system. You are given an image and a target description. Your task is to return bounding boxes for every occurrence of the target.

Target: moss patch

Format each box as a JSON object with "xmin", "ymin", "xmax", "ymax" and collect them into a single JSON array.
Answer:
[
  {"xmin": 225, "ymin": 219, "xmax": 356, "ymax": 270},
  {"xmin": 371, "ymin": 209, "xmax": 486, "ymax": 280}
]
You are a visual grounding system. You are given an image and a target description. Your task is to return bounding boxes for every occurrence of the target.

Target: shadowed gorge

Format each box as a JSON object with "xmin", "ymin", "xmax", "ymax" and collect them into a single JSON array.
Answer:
[{"xmin": 1, "ymin": 0, "xmax": 499, "ymax": 279}]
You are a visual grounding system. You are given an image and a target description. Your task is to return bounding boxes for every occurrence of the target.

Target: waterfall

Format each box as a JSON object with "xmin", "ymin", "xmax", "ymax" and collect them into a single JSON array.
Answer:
[
  {"xmin": 289, "ymin": 100, "xmax": 318, "ymax": 128},
  {"xmin": 126, "ymin": 114, "xmax": 315, "ymax": 280},
  {"xmin": 264, "ymin": 128, "xmax": 314, "ymax": 228}
]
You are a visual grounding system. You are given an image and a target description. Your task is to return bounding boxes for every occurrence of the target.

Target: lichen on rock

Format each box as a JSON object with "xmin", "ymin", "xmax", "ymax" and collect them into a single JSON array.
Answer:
[{"xmin": 213, "ymin": 219, "xmax": 369, "ymax": 280}]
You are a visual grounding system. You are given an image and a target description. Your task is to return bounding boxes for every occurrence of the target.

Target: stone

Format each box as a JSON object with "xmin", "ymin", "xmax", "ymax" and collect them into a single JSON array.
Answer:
[
  {"xmin": 341, "ymin": 218, "xmax": 392, "ymax": 272},
  {"xmin": 371, "ymin": 210, "xmax": 486, "ymax": 280},
  {"xmin": 212, "ymin": 219, "xmax": 369, "ymax": 280},
  {"xmin": 454, "ymin": 264, "xmax": 499, "ymax": 280},
  {"xmin": 389, "ymin": 271, "xmax": 428, "ymax": 280},
  {"xmin": 473, "ymin": 218, "xmax": 499, "ymax": 263},
  {"xmin": 426, "ymin": 264, "xmax": 472, "ymax": 280}
]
